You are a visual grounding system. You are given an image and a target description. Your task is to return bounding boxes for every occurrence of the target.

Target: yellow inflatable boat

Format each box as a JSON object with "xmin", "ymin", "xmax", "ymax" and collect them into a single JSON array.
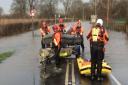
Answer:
[{"xmin": 77, "ymin": 57, "xmax": 112, "ymax": 76}]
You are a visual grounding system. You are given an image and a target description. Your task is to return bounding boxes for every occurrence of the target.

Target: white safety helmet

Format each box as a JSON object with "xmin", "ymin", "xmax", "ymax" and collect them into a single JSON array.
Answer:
[{"xmin": 96, "ymin": 19, "xmax": 103, "ymax": 26}]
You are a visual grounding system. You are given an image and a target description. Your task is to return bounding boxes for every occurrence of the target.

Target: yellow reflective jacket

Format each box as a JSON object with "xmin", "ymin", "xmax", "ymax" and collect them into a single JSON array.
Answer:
[{"xmin": 92, "ymin": 27, "xmax": 100, "ymax": 42}]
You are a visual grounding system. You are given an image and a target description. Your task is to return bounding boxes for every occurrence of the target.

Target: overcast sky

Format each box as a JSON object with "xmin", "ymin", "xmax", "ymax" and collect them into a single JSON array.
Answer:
[
  {"xmin": 0, "ymin": 0, "xmax": 90, "ymax": 14},
  {"xmin": 0, "ymin": 0, "xmax": 13, "ymax": 14}
]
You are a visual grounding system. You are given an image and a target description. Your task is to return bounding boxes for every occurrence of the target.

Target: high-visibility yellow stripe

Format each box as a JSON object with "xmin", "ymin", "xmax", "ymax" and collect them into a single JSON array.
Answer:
[
  {"xmin": 53, "ymin": 39, "xmax": 58, "ymax": 46},
  {"xmin": 92, "ymin": 28, "xmax": 100, "ymax": 41},
  {"xmin": 72, "ymin": 60, "xmax": 76, "ymax": 85}
]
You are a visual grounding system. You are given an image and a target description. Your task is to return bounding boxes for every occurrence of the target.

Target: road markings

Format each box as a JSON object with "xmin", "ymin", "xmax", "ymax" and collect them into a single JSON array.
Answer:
[
  {"xmin": 110, "ymin": 73, "xmax": 122, "ymax": 85},
  {"xmin": 72, "ymin": 60, "xmax": 76, "ymax": 85},
  {"xmin": 65, "ymin": 60, "xmax": 69, "ymax": 85}
]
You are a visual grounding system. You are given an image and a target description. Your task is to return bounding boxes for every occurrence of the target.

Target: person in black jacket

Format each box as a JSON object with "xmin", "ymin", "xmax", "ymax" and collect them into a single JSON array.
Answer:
[{"xmin": 87, "ymin": 19, "xmax": 109, "ymax": 81}]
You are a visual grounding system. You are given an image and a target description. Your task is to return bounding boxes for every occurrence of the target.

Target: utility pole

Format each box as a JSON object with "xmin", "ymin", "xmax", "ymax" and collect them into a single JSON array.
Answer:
[
  {"xmin": 107, "ymin": 0, "xmax": 110, "ymax": 27},
  {"xmin": 31, "ymin": 15, "xmax": 34, "ymax": 36},
  {"xmin": 83, "ymin": 7, "xmax": 84, "ymax": 21},
  {"xmin": 55, "ymin": 14, "xmax": 56, "ymax": 24},
  {"xmin": 94, "ymin": 0, "xmax": 96, "ymax": 15},
  {"xmin": 29, "ymin": 0, "xmax": 35, "ymax": 36}
]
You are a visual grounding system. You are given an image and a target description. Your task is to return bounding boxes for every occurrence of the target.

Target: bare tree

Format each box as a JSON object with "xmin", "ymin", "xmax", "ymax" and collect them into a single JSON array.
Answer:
[
  {"xmin": 39, "ymin": 0, "xmax": 58, "ymax": 18},
  {"xmin": 83, "ymin": 3, "xmax": 93, "ymax": 20},
  {"xmin": 112, "ymin": 0, "xmax": 128, "ymax": 19},
  {"xmin": 10, "ymin": 0, "xmax": 27, "ymax": 18},
  {"xmin": 60, "ymin": 0, "xmax": 73, "ymax": 17},
  {"xmin": 91, "ymin": 0, "xmax": 128, "ymax": 20},
  {"xmin": 69, "ymin": 0, "xmax": 84, "ymax": 19}
]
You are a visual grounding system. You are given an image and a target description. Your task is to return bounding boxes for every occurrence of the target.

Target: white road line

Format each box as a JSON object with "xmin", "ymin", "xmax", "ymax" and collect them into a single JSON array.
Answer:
[
  {"xmin": 109, "ymin": 73, "xmax": 122, "ymax": 85},
  {"xmin": 65, "ymin": 60, "xmax": 69, "ymax": 85},
  {"xmin": 72, "ymin": 60, "xmax": 76, "ymax": 85}
]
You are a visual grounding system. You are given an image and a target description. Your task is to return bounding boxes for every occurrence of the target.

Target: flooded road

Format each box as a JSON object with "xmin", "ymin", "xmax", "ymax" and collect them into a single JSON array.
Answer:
[
  {"xmin": 106, "ymin": 31, "xmax": 128, "ymax": 85},
  {"xmin": 0, "ymin": 22, "xmax": 128, "ymax": 85},
  {"xmin": 0, "ymin": 31, "xmax": 41, "ymax": 85}
]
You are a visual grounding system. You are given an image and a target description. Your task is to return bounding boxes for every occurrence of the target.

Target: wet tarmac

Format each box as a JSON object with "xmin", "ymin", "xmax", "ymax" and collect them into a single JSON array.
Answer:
[{"xmin": 0, "ymin": 22, "xmax": 128, "ymax": 85}]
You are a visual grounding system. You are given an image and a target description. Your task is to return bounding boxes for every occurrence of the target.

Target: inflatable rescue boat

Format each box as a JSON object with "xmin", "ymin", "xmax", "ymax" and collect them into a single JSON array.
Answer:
[
  {"xmin": 77, "ymin": 57, "xmax": 112, "ymax": 76},
  {"xmin": 43, "ymin": 34, "xmax": 82, "ymax": 45}
]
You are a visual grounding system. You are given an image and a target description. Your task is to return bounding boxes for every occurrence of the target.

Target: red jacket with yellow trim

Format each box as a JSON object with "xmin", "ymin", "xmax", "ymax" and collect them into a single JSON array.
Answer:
[{"xmin": 86, "ymin": 25, "xmax": 109, "ymax": 44}]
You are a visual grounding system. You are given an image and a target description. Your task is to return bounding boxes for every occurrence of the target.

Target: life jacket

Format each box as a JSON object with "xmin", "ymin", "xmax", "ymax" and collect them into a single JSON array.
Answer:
[
  {"xmin": 76, "ymin": 26, "xmax": 81, "ymax": 33},
  {"xmin": 40, "ymin": 26, "xmax": 50, "ymax": 36},
  {"xmin": 91, "ymin": 27, "xmax": 105, "ymax": 42},
  {"xmin": 70, "ymin": 26, "xmax": 76, "ymax": 35},
  {"xmin": 76, "ymin": 26, "xmax": 83, "ymax": 36},
  {"xmin": 52, "ymin": 31, "xmax": 61, "ymax": 48}
]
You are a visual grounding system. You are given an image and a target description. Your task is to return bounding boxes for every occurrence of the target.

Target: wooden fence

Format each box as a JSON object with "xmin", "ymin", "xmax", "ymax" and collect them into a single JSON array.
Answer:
[{"xmin": 107, "ymin": 22, "xmax": 128, "ymax": 34}]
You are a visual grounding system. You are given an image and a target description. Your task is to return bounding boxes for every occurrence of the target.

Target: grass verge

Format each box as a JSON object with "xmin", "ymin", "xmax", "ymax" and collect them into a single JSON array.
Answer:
[{"xmin": 0, "ymin": 51, "xmax": 14, "ymax": 63}]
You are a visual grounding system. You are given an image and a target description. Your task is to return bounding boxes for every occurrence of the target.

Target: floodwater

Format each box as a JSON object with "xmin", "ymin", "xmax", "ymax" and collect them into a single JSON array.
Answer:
[
  {"xmin": 0, "ymin": 31, "xmax": 41, "ymax": 85},
  {"xmin": 0, "ymin": 22, "xmax": 128, "ymax": 85}
]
